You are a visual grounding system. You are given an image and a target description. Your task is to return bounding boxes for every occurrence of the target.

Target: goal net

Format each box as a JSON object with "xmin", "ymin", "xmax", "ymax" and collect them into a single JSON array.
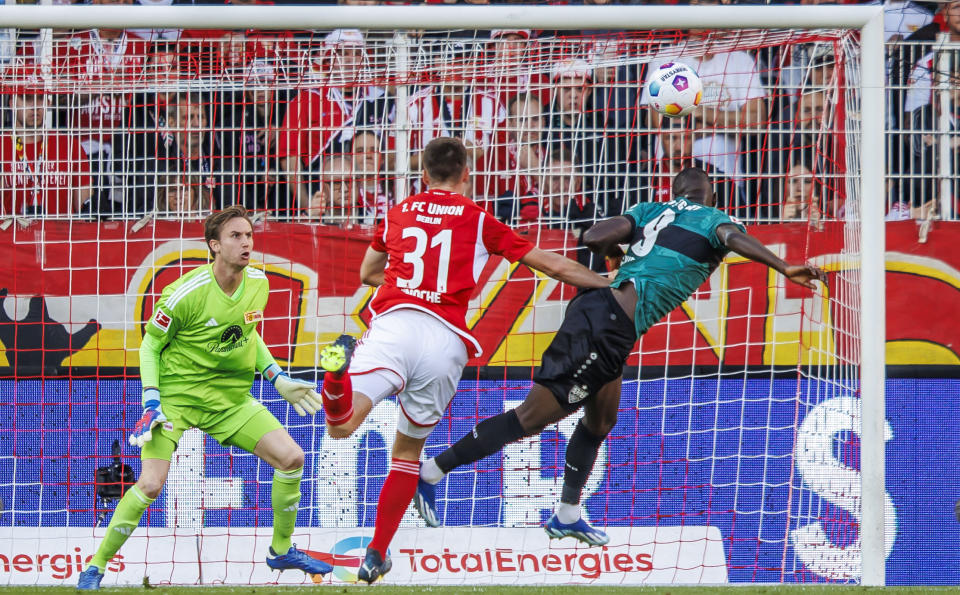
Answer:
[{"xmin": 0, "ymin": 12, "xmax": 877, "ymax": 587}]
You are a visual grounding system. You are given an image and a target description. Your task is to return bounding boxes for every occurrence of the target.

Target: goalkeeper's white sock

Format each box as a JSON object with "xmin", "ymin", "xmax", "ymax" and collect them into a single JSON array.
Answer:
[
  {"xmin": 420, "ymin": 458, "xmax": 444, "ymax": 485},
  {"xmin": 557, "ymin": 502, "xmax": 581, "ymax": 524}
]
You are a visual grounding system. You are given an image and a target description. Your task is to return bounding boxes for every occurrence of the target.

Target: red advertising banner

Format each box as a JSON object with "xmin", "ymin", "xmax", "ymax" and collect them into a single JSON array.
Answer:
[{"xmin": 0, "ymin": 220, "xmax": 956, "ymax": 371}]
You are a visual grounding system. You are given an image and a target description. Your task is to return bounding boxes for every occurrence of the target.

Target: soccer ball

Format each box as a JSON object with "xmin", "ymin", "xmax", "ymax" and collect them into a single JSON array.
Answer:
[{"xmin": 647, "ymin": 62, "xmax": 703, "ymax": 118}]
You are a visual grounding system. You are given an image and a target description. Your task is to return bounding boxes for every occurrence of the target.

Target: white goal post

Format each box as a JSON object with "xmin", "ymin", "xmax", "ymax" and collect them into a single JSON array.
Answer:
[{"xmin": 0, "ymin": 3, "xmax": 887, "ymax": 586}]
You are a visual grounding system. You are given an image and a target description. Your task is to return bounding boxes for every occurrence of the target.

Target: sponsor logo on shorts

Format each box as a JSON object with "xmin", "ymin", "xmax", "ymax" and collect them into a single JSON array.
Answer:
[{"xmin": 568, "ymin": 384, "xmax": 589, "ymax": 404}]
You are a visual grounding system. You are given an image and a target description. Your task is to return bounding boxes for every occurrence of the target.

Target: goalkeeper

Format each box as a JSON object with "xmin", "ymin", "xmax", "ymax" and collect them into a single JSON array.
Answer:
[
  {"xmin": 78, "ymin": 206, "xmax": 330, "ymax": 590},
  {"xmin": 415, "ymin": 167, "xmax": 828, "ymax": 546}
]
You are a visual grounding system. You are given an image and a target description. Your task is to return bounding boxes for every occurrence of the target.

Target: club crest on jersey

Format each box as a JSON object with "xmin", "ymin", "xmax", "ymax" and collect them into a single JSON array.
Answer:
[
  {"xmin": 244, "ymin": 310, "xmax": 264, "ymax": 325},
  {"xmin": 151, "ymin": 309, "xmax": 172, "ymax": 333}
]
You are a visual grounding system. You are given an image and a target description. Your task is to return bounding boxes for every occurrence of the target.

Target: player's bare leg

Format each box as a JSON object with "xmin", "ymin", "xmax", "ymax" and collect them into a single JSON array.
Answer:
[
  {"xmin": 79, "ymin": 459, "xmax": 170, "ymax": 590},
  {"xmin": 254, "ymin": 428, "xmax": 332, "ymax": 577},
  {"xmin": 514, "ymin": 383, "xmax": 576, "ymax": 434},
  {"xmin": 320, "ymin": 334, "xmax": 390, "ymax": 439},
  {"xmin": 360, "ymin": 431, "xmax": 428, "ymax": 584},
  {"xmin": 416, "ymin": 383, "xmax": 572, "ymax": 527},
  {"xmin": 545, "ymin": 377, "xmax": 620, "ymax": 547}
]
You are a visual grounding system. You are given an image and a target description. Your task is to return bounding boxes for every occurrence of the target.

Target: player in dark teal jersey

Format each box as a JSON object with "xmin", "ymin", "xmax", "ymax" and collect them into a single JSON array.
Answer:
[{"xmin": 415, "ymin": 167, "xmax": 826, "ymax": 545}]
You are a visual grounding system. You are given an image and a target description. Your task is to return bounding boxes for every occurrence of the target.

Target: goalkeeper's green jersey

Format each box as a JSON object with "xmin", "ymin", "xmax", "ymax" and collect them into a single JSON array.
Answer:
[
  {"xmin": 144, "ymin": 263, "xmax": 269, "ymax": 411},
  {"xmin": 611, "ymin": 197, "xmax": 746, "ymax": 337}
]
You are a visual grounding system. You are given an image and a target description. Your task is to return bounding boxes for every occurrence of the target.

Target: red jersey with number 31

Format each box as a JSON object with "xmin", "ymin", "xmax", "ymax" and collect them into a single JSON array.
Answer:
[{"xmin": 369, "ymin": 188, "xmax": 534, "ymax": 357}]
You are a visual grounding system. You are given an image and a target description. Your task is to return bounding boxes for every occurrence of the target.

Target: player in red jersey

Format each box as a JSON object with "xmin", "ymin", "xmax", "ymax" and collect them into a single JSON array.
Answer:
[{"xmin": 317, "ymin": 137, "xmax": 610, "ymax": 584}]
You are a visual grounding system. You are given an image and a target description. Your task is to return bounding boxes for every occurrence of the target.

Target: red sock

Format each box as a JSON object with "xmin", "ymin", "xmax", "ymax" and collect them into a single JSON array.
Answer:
[
  {"xmin": 369, "ymin": 458, "xmax": 419, "ymax": 558},
  {"xmin": 321, "ymin": 372, "xmax": 354, "ymax": 425}
]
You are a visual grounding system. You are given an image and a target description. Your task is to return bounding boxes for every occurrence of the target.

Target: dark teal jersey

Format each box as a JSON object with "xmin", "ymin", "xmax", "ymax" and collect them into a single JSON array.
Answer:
[{"xmin": 611, "ymin": 197, "xmax": 746, "ymax": 336}]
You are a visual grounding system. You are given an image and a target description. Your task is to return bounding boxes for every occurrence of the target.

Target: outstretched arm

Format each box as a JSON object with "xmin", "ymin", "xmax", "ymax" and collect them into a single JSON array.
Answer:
[
  {"xmin": 582, "ymin": 216, "xmax": 633, "ymax": 260},
  {"xmin": 520, "ymin": 247, "xmax": 610, "ymax": 289},
  {"xmin": 716, "ymin": 224, "xmax": 826, "ymax": 289}
]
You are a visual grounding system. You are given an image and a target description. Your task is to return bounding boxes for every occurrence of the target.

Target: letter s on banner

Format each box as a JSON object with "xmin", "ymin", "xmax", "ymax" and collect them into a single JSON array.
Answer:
[{"xmin": 790, "ymin": 396, "xmax": 896, "ymax": 581}]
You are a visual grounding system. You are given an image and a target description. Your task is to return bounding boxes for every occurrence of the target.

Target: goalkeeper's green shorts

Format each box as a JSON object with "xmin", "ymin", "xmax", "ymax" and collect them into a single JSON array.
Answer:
[{"xmin": 141, "ymin": 396, "xmax": 283, "ymax": 461}]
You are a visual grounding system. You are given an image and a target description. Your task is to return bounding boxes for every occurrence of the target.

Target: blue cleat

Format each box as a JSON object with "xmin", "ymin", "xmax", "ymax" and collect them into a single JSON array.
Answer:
[
  {"xmin": 320, "ymin": 334, "xmax": 357, "ymax": 375},
  {"xmin": 76, "ymin": 565, "xmax": 104, "ymax": 590},
  {"xmin": 266, "ymin": 545, "xmax": 333, "ymax": 576},
  {"xmin": 357, "ymin": 547, "xmax": 392, "ymax": 584},
  {"xmin": 413, "ymin": 466, "xmax": 440, "ymax": 528},
  {"xmin": 543, "ymin": 513, "xmax": 610, "ymax": 547}
]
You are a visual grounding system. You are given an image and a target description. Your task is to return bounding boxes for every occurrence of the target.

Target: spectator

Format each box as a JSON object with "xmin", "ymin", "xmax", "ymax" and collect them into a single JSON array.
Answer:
[
  {"xmin": 177, "ymin": 1, "xmax": 294, "ymax": 77},
  {"xmin": 590, "ymin": 37, "xmax": 646, "ymax": 215},
  {"xmin": 0, "ymin": 77, "xmax": 93, "ymax": 217},
  {"xmin": 647, "ymin": 116, "xmax": 737, "ymax": 215},
  {"xmin": 795, "ymin": 88, "xmax": 829, "ymax": 129},
  {"xmin": 121, "ymin": 91, "xmax": 234, "ymax": 214},
  {"xmin": 486, "ymin": 92, "xmax": 543, "ymax": 220},
  {"xmin": 540, "ymin": 151, "xmax": 601, "ymax": 271},
  {"xmin": 219, "ymin": 60, "xmax": 292, "ymax": 214},
  {"xmin": 896, "ymin": 69, "xmax": 960, "ymax": 220},
  {"xmin": 348, "ymin": 130, "xmax": 392, "ymax": 225},
  {"xmin": 54, "ymin": 3, "xmax": 151, "ymax": 215},
  {"xmin": 279, "ymin": 29, "xmax": 391, "ymax": 210},
  {"xmin": 120, "ymin": 41, "xmax": 188, "ymax": 211},
  {"xmin": 306, "ymin": 155, "xmax": 358, "ymax": 226},
  {"xmin": 544, "ymin": 59, "xmax": 612, "ymax": 214},
  {"xmin": 639, "ymin": 29, "xmax": 766, "ymax": 216},
  {"xmin": 781, "ymin": 150, "xmax": 822, "ymax": 223},
  {"xmin": 779, "ymin": 42, "xmax": 838, "ymax": 103},
  {"xmin": 153, "ymin": 174, "xmax": 208, "ymax": 218},
  {"xmin": 129, "ymin": 0, "xmax": 181, "ymax": 43},
  {"xmin": 479, "ymin": 29, "xmax": 550, "ymax": 107},
  {"xmin": 403, "ymin": 41, "xmax": 505, "ymax": 195},
  {"xmin": 887, "ymin": 1, "xmax": 953, "ymax": 131},
  {"xmin": 539, "ymin": 150, "xmax": 594, "ymax": 230},
  {"xmin": 505, "ymin": 91, "xmax": 545, "ymax": 147},
  {"xmin": 885, "ymin": 0, "xmax": 935, "ymax": 42},
  {"xmin": 762, "ymin": 87, "xmax": 837, "ymax": 221},
  {"xmin": 902, "ymin": 1, "xmax": 960, "ymax": 114}
]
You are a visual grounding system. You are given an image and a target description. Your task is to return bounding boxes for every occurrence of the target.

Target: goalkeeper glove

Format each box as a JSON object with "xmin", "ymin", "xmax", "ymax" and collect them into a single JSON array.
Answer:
[
  {"xmin": 129, "ymin": 389, "xmax": 167, "ymax": 448},
  {"xmin": 264, "ymin": 363, "xmax": 323, "ymax": 416}
]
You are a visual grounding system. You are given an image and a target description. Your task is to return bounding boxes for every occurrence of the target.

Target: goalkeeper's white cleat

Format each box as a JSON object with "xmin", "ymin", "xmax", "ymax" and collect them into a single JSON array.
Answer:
[{"xmin": 319, "ymin": 334, "xmax": 356, "ymax": 375}]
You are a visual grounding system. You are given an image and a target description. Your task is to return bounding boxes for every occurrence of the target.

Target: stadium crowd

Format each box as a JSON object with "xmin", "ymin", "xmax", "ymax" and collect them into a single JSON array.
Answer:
[{"xmin": 0, "ymin": 0, "xmax": 956, "ymax": 237}]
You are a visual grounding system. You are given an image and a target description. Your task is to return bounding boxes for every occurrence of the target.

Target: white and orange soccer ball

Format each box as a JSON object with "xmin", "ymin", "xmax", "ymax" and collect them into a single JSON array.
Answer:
[{"xmin": 647, "ymin": 62, "xmax": 703, "ymax": 118}]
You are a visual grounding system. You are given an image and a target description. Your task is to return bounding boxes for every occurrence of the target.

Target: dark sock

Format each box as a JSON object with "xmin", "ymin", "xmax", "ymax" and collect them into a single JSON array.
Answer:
[
  {"xmin": 435, "ymin": 410, "xmax": 527, "ymax": 474},
  {"xmin": 561, "ymin": 419, "xmax": 607, "ymax": 505}
]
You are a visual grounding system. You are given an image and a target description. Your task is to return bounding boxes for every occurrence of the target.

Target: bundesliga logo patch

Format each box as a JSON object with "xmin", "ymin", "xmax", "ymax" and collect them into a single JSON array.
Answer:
[
  {"xmin": 244, "ymin": 310, "xmax": 263, "ymax": 324},
  {"xmin": 151, "ymin": 309, "xmax": 172, "ymax": 333}
]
